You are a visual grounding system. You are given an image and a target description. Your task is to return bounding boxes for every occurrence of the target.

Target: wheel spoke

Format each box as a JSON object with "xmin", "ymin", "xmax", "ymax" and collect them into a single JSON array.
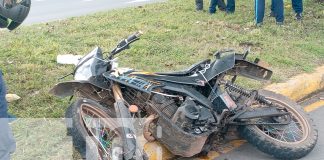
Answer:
[
  {"xmin": 80, "ymin": 105, "xmax": 118, "ymax": 159},
  {"xmin": 255, "ymin": 102, "xmax": 306, "ymax": 143}
]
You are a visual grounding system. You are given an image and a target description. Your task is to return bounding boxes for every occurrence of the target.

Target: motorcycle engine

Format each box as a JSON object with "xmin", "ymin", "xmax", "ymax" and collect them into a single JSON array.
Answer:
[
  {"xmin": 123, "ymin": 89, "xmax": 215, "ymax": 134},
  {"xmin": 152, "ymin": 94, "xmax": 215, "ymax": 135},
  {"xmin": 124, "ymin": 90, "xmax": 215, "ymax": 157}
]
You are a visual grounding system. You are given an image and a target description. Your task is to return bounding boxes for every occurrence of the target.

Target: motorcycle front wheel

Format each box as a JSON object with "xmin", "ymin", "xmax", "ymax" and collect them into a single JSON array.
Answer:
[
  {"xmin": 238, "ymin": 90, "xmax": 318, "ymax": 159},
  {"xmin": 66, "ymin": 98, "xmax": 123, "ymax": 160}
]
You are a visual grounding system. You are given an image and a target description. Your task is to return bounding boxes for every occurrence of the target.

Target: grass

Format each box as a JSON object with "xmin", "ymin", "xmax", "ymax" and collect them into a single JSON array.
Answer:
[
  {"xmin": 0, "ymin": 0, "xmax": 323, "ymax": 118},
  {"xmin": 11, "ymin": 119, "xmax": 73, "ymax": 160}
]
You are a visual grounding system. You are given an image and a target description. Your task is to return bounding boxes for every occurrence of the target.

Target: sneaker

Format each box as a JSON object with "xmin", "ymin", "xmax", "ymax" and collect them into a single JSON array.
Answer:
[
  {"xmin": 256, "ymin": 22, "xmax": 263, "ymax": 27},
  {"xmin": 226, "ymin": 10, "xmax": 234, "ymax": 14},
  {"xmin": 269, "ymin": 12, "xmax": 276, "ymax": 17},
  {"xmin": 276, "ymin": 22, "xmax": 284, "ymax": 26},
  {"xmin": 295, "ymin": 13, "xmax": 302, "ymax": 21},
  {"xmin": 196, "ymin": 8, "xmax": 203, "ymax": 11}
]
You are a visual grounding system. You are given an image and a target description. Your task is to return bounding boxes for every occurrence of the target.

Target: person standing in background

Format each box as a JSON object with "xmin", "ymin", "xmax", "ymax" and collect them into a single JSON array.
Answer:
[
  {"xmin": 255, "ymin": 0, "xmax": 284, "ymax": 26},
  {"xmin": 209, "ymin": 0, "xmax": 236, "ymax": 14},
  {"xmin": 196, "ymin": 0, "xmax": 227, "ymax": 12},
  {"xmin": 292, "ymin": 0, "xmax": 303, "ymax": 20},
  {"xmin": 226, "ymin": 0, "xmax": 235, "ymax": 13},
  {"xmin": 195, "ymin": 0, "xmax": 204, "ymax": 11},
  {"xmin": 270, "ymin": 0, "xmax": 303, "ymax": 20}
]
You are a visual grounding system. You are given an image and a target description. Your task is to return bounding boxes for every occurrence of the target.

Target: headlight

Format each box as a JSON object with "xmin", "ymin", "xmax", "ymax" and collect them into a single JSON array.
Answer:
[{"xmin": 74, "ymin": 47, "xmax": 108, "ymax": 80}]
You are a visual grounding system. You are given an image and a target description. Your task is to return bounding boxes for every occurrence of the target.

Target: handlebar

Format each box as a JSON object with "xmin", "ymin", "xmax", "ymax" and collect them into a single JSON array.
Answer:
[
  {"xmin": 108, "ymin": 31, "xmax": 143, "ymax": 59},
  {"xmin": 126, "ymin": 31, "xmax": 143, "ymax": 43}
]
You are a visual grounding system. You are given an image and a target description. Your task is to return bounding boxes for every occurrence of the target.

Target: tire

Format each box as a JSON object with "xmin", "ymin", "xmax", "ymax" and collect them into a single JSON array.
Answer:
[
  {"xmin": 238, "ymin": 90, "xmax": 318, "ymax": 160},
  {"xmin": 65, "ymin": 98, "xmax": 121, "ymax": 160}
]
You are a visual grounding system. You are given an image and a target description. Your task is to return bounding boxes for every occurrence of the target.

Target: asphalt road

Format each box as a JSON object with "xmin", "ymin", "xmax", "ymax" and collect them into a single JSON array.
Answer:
[
  {"xmin": 216, "ymin": 91, "xmax": 324, "ymax": 160},
  {"xmin": 25, "ymin": 0, "xmax": 164, "ymax": 24}
]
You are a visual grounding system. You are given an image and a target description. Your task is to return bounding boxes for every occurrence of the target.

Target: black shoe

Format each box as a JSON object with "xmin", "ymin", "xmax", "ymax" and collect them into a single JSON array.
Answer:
[
  {"xmin": 219, "ymin": 7, "xmax": 226, "ymax": 12},
  {"xmin": 269, "ymin": 12, "xmax": 276, "ymax": 17},
  {"xmin": 196, "ymin": 7, "xmax": 203, "ymax": 11},
  {"xmin": 295, "ymin": 13, "xmax": 302, "ymax": 21}
]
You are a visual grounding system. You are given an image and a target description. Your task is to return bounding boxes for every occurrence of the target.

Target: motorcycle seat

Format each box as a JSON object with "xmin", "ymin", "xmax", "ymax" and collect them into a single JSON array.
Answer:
[{"xmin": 156, "ymin": 59, "xmax": 211, "ymax": 76}]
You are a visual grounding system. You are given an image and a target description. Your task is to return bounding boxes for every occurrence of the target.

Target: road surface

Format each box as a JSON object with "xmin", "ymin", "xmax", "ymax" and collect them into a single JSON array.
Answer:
[
  {"xmin": 25, "ymin": 0, "xmax": 164, "ymax": 24},
  {"xmin": 216, "ymin": 91, "xmax": 324, "ymax": 160}
]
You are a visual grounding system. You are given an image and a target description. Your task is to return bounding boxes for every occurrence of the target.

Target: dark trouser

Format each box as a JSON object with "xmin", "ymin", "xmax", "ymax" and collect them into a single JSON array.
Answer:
[
  {"xmin": 0, "ymin": 71, "xmax": 16, "ymax": 160},
  {"xmin": 226, "ymin": 0, "xmax": 235, "ymax": 13},
  {"xmin": 271, "ymin": 0, "xmax": 303, "ymax": 14},
  {"xmin": 195, "ymin": 0, "xmax": 204, "ymax": 10},
  {"xmin": 292, "ymin": 0, "xmax": 303, "ymax": 13},
  {"xmin": 0, "ymin": 71, "xmax": 8, "ymax": 118},
  {"xmin": 210, "ymin": 0, "xmax": 235, "ymax": 13},
  {"xmin": 0, "ymin": 119, "xmax": 16, "ymax": 160},
  {"xmin": 255, "ymin": 0, "xmax": 284, "ymax": 23}
]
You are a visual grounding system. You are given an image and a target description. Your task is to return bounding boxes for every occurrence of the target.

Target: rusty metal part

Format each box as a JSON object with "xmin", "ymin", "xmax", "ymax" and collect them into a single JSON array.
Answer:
[
  {"xmin": 152, "ymin": 115, "xmax": 209, "ymax": 157},
  {"xmin": 143, "ymin": 114, "xmax": 158, "ymax": 142},
  {"xmin": 112, "ymin": 83, "xmax": 123, "ymax": 100},
  {"xmin": 76, "ymin": 85, "xmax": 114, "ymax": 105},
  {"xmin": 147, "ymin": 103, "xmax": 211, "ymax": 157}
]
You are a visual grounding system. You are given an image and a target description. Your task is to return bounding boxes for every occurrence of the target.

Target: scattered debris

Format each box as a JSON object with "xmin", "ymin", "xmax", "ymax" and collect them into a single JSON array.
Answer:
[
  {"xmin": 57, "ymin": 54, "xmax": 82, "ymax": 65},
  {"xmin": 6, "ymin": 59, "xmax": 14, "ymax": 64},
  {"xmin": 6, "ymin": 94, "xmax": 21, "ymax": 103},
  {"xmin": 30, "ymin": 90, "xmax": 40, "ymax": 97}
]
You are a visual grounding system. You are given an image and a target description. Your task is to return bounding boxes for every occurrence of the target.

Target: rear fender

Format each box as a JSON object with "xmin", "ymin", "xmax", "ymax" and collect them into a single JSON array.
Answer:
[{"xmin": 234, "ymin": 59, "xmax": 273, "ymax": 81}]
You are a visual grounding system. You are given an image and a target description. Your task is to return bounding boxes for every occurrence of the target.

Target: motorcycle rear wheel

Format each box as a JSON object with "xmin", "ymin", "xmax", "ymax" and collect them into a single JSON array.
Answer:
[{"xmin": 238, "ymin": 90, "xmax": 318, "ymax": 159}]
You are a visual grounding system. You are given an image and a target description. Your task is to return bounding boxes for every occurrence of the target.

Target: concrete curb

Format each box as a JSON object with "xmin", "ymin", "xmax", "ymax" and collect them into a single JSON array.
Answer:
[{"xmin": 265, "ymin": 65, "xmax": 324, "ymax": 101}]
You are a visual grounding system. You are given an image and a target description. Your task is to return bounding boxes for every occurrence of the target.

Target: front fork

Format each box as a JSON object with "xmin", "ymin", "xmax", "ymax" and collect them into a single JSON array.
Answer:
[{"xmin": 112, "ymin": 83, "xmax": 144, "ymax": 160}]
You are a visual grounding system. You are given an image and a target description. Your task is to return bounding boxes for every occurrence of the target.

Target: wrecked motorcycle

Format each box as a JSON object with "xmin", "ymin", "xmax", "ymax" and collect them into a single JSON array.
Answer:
[{"xmin": 50, "ymin": 31, "xmax": 317, "ymax": 160}]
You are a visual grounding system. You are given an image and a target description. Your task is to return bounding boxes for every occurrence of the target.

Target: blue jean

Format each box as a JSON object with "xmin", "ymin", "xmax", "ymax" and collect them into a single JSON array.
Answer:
[
  {"xmin": 0, "ymin": 71, "xmax": 8, "ymax": 118},
  {"xmin": 271, "ymin": 0, "xmax": 303, "ymax": 14},
  {"xmin": 209, "ymin": 0, "xmax": 235, "ymax": 13},
  {"xmin": 226, "ymin": 0, "xmax": 235, "ymax": 13},
  {"xmin": 0, "ymin": 71, "xmax": 16, "ymax": 160},
  {"xmin": 292, "ymin": 0, "xmax": 303, "ymax": 13},
  {"xmin": 195, "ymin": 0, "xmax": 204, "ymax": 10},
  {"xmin": 255, "ymin": 0, "xmax": 284, "ymax": 23},
  {"xmin": 0, "ymin": 119, "xmax": 16, "ymax": 160}
]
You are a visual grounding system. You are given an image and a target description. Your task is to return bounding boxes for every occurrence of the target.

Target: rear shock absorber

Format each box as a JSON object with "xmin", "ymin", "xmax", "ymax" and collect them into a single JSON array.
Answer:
[{"xmin": 223, "ymin": 81, "xmax": 273, "ymax": 105}]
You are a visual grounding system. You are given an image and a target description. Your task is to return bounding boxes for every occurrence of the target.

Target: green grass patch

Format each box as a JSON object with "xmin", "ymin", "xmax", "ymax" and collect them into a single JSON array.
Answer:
[{"xmin": 0, "ymin": 0, "xmax": 323, "ymax": 118}]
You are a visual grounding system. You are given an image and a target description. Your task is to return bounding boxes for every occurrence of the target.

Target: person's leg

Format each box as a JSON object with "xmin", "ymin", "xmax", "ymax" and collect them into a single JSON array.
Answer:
[
  {"xmin": 195, "ymin": 0, "xmax": 204, "ymax": 11},
  {"xmin": 226, "ymin": 0, "xmax": 235, "ymax": 13},
  {"xmin": 255, "ymin": 0, "xmax": 265, "ymax": 25},
  {"xmin": 217, "ymin": 0, "xmax": 226, "ymax": 11},
  {"xmin": 292, "ymin": 0, "xmax": 303, "ymax": 13},
  {"xmin": 0, "ymin": 71, "xmax": 16, "ymax": 160},
  {"xmin": 292, "ymin": 0, "xmax": 303, "ymax": 20},
  {"xmin": 0, "ymin": 71, "xmax": 8, "ymax": 118},
  {"xmin": 270, "ymin": 0, "xmax": 276, "ymax": 17},
  {"xmin": 274, "ymin": 0, "xmax": 284, "ymax": 24},
  {"xmin": 0, "ymin": 119, "xmax": 16, "ymax": 160},
  {"xmin": 209, "ymin": 0, "xmax": 218, "ymax": 13}
]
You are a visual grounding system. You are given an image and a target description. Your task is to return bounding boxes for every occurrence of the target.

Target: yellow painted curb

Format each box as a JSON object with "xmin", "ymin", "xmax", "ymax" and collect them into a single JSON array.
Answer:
[
  {"xmin": 304, "ymin": 100, "xmax": 324, "ymax": 112},
  {"xmin": 265, "ymin": 65, "xmax": 324, "ymax": 101}
]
